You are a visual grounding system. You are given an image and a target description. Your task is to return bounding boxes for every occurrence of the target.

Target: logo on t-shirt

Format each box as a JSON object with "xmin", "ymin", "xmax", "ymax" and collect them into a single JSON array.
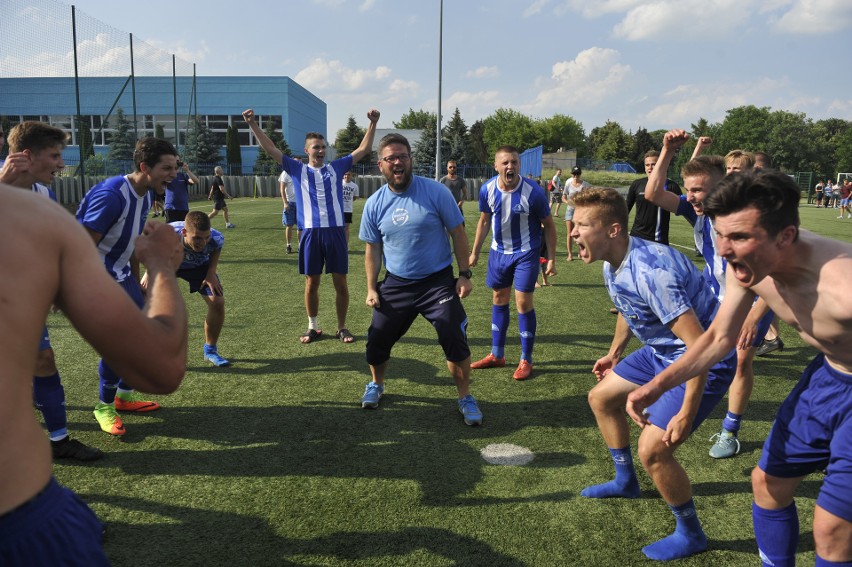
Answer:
[{"xmin": 392, "ymin": 208, "xmax": 409, "ymax": 226}]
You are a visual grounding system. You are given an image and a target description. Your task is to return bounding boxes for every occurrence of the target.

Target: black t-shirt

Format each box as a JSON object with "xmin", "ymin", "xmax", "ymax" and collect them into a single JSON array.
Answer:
[
  {"xmin": 625, "ymin": 177, "xmax": 682, "ymax": 246},
  {"xmin": 211, "ymin": 175, "xmax": 225, "ymax": 201}
]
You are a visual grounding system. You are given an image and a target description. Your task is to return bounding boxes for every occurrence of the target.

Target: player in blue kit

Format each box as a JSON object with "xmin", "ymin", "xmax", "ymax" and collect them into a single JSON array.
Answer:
[
  {"xmin": 76, "ymin": 137, "xmax": 180, "ymax": 435},
  {"xmin": 358, "ymin": 133, "xmax": 481, "ymax": 426},
  {"xmin": 0, "ymin": 121, "xmax": 103, "ymax": 460},
  {"xmin": 629, "ymin": 170, "xmax": 852, "ymax": 566},
  {"xmin": 571, "ymin": 187, "xmax": 736, "ymax": 561},
  {"xmin": 469, "ymin": 146, "xmax": 557, "ymax": 380},
  {"xmin": 243, "ymin": 107, "xmax": 379, "ymax": 345},
  {"xmin": 0, "ymin": 182, "xmax": 187, "ymax": 566},
  {"xmin": 155, "ymin": 211, "xmax": 229, "ymax": 366},
  {"xmin": 164, "ymin": 158, "xmax": 199, "ymax": 223},
  {"xmin": 644, "ymin": 130, "xmax": 775, "ymax": 459}
]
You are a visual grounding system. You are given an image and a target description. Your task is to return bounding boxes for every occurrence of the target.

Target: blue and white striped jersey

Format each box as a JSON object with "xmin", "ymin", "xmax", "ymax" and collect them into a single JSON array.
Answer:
[
  {"xmin": 281, "ymin": 154, "xmax": 353, "ymax": 229},
  {"xmin": 478, "ymin": 177, "xmax": 551, "ymax": 254},
  {"xmin": 605, "ymin": 237, "xmax": 720, "ymax": 365},
  {"xmin": 31, "ymin": 183, "xmax": 57, "ymax": 202},
  {"xmin": 76, "ymin": 175, "xmax": 152, "ymax": 283},
  {"xmin": 676, "ymin": 196, "xmax": 727, "ymax": 299}
]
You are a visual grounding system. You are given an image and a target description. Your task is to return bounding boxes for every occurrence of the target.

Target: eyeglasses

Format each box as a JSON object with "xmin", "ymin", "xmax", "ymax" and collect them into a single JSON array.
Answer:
[{"xmin": 380, "ymin": 154, "xmax": 410, "ymax": 164}]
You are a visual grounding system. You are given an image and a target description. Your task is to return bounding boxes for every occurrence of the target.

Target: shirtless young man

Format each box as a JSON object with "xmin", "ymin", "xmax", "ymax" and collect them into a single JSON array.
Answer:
[
  {"xmin": 628, "ymin": 170, "xmax": 852, "ymax": 566},
  {"xmin": 0, "ymin": 186, "xmax": 187, "ymax": 564}
]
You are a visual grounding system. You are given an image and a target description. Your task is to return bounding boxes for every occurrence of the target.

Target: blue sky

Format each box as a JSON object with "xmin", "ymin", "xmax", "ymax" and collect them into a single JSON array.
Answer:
[{"xmin": 26, "ymin": 0, "xmax": 852, "ymax": 140}]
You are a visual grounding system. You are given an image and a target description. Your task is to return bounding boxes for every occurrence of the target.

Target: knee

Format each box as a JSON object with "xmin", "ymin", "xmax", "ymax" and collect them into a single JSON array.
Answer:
[
  {"xmin": 637, "ymin": 432, "xmax": 668, "ymax": 470},
  {"xmin": 813, "ymin": 511, "xmax": 852, "ymax": 561},
  {"xmin": 210, "ymin": 297, "xmax": 225, "ymax": 314},
  {"xmin": 587, "ymin": 385, "xmax": 615, "ymax": 415}
]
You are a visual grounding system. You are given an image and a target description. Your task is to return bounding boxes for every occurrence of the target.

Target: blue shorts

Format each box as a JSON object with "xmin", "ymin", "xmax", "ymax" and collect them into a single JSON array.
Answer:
[
  {"xmin": 119, "ymin": 276, "xmax": 145, "ymax": 309},
  {"xmin": 0, "ymin": 477, "xmax": 109, "ymax": 566},
  {"xmin": 39, "ymin": 326, "xmax": 51, "ymax": 351},
  {"xmin": 485, "ymin": 248, "xmax": 540, "ymax": 293},
  {"xmin": 299, "ymin": 227, "xmax": 348, "ymax": 276},
  {"xmin": 177, "ymin": 264, "xmax": 223, "ymax": 297},
  {"xmin": 615, "ymin": 345, "xmax": 736, "ymax": 432},
  {"xmin": 758, "ymin": 354, "xmax": 852, "ymax": 522},
  {"xmin": 366, "ymin": 266, "xmax": 470, "ymax": 365},
  {"xmin": 282, "ymin": 205, "xmax": 297, "ymax": 227}
]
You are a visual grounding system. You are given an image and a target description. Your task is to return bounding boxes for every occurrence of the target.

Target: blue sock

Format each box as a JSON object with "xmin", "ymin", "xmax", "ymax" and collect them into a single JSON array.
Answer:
[
  {"xmin": 753, "ymin": 501, "xmax": 798, "ymax": 567},
  {"xmin": 491, "ymin": 304, "xmax": 510, "ymax": 359},
  {"xmin": 33, "ymin": 372, "xmax": 67, "ymax": 441},
  {"xmin": 581, "ymin": 447, "xmax": 640, "ymax": 498},
  {"xmin": 722, "ymin": 411, "xmax": 743, "ymax": 434},
  {"xmin": 816, "ymin": 556, "xmax": 852, "ymax": 566},
  {"xmin": 518, "ymin": 309, "xmax": 536, "ymax": 363},
  {"xmin": 643, "ymin": 499, "xmax": 708, "ymax": 560},
  {"xmin": 98, "ymin": 360, "xmax": 119, "ymax": 404}
]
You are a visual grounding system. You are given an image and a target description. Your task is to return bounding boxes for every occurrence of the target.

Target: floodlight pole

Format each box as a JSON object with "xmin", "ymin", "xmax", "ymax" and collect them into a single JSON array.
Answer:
[{"xmin": 435, "ymin": 0, "xmax": 443, "ymax": 180}]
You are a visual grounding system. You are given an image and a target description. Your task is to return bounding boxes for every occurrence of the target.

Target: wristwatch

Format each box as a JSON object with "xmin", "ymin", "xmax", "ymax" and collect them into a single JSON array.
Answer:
[{"xmin": 458, "ymin": 269, "xmax": 472, "ymax": 279}]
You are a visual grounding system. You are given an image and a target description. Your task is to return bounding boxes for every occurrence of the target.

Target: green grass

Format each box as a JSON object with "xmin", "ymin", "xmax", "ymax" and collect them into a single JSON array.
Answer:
[{"xmin": 48, "ymin": 197, "xmax": 849, "ymax": 566}]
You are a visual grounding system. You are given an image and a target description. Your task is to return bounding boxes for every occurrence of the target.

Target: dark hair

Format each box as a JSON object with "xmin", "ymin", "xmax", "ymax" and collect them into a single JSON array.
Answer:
[
  {"xmin": 570, "ymin": 186, "xmax": 628, "ymax": 229},
  {"xmin": 495, "ymin": 145, "xmax": 520, "ymax": 156},
  {"xmin": 133, "ymin": 137, "xmax": 178, "ymax": 172},
  {"xmin": 304, "ymin": 132, "xmax": 325, "ymax": 144},
  {"xmin": 704, "ymin": 170, "xmax": 800, "ymax": 239},
  {"xmin": 7, "ymin": 121, "xmax": 68, "ymax": 153},
  {"xmin": 378, "ymin": 133, "xmax": 411, "ymax": 154},
  {"xmin": 753, "ymin": 151, "xmax": 773, "ymax": 169},
  {"xmin": 643, "ymin": 150, "xmax": 660, "ymax": 160},
  {"xmin": 184, "ymin": 210, "xmax": 211, "ymax": 231},
  {"xmin": 571, "ymin": 166, "xmax": 582, "ymax": 175}
]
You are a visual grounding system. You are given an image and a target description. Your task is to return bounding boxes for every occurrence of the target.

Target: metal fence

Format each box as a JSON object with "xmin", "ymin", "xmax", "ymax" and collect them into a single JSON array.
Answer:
[{"xmin": 0, "ymin": 0, "xmax": 195, "ymax": 183}]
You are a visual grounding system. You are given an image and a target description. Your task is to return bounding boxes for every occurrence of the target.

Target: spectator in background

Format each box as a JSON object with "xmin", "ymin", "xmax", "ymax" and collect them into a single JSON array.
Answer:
[
  {"xmin": 626, "ymin": 150, "xmax": 683, "ymax": 246},
  {"xmin": 164, "ymin": 158, "xmax": 199, "ymax": 223},
  {"xmin": 562, "ymin": 166, "xmax": 590, "ymax": 261},
  {"xmin": 839, "ymin": 179, "xmax": 851, "ymax": 219},
  {"xmin": 549, "ymin": 168, "xmax": 563, "ymax": 216},
  {"xmin": 279, "ymin": 169, "xmax": 299, "ymax": 254},
  {"xmin": 815, "ymin": 180, "xmax": 825, "ymax": 207},
  {"xmin": 824, "ymin": 180, "xmax": 835, "ymax": 209},
  {"xmin": 342, "ymin": 171, "xmax": 360, "ymax": 243},
  {"xmin": 208, "ymin": 166, "xmax": 235, "ymax": 229},
  {"xmin": 439, "ymin": 160, "xmax": 466, "ymax": 213}
]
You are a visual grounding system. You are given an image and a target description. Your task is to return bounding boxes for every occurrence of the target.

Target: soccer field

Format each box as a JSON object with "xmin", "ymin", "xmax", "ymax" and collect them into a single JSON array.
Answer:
[{"xmin": 48, "ymin": 197, "xmax": 848, "ymax": 566}]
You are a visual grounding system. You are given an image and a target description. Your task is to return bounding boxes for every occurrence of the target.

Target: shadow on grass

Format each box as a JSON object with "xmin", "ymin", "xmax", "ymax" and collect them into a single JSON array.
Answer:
[{"xmin": 87, "ymin": 494, "xmax": 525, "ymax": 566}]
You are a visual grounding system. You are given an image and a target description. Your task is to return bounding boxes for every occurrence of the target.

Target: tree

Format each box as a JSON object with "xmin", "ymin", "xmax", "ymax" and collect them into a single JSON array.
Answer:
[
  {"xmin": 253, "ymin": 117, "xmax": 286, "ymax": 175},
  {"xmin": 412, "ymin": 120, "xmax": 448, "ymax": 176},
  {"xmin": 184, "ymin": 118, "xmax": 221, "ymax": 173},
  {"xmin": 482, "ymin": 108, "xmax": 537, "ymax": 158},
  {"xmin": 107, "ymin": 107, "xmax": 136, "ymax": 162},
  {"xmin": 441, "ymin": 108, "xmax": 471, "ymax": 164},
  {"xmin": 334, "ymin": 115, "xmax": 365, "ymax": 159},
  {"xmin": 713, "ymin": 105, "xmax": 773, "ymax": 157},
  {"xmin": 394, "ymin": 108, "xmax": 436, "ymax": 130},
  {"xmin": 834, "ymin": 127, "xmax": 852, "ymax": 173},
  {"xmin": 629, "ymin": 127, "xmax": 656, "ymax": 170},
  {"xmin": 225, "ymin": 125, "xmax": 242, "ymax": 174},
  {"xmin": 534, "ymin": 114, "xmax": 586, "ymax": 155},
  {"xmin": 155, "ymin": 123, "xmax": 165, "ymax": 140},
  {"xmin": 76, "ymin": 115, "xmax": 95, "ymax": 163},
  {"xmin": 468, "ymin": 120, "xmax": 489, "ymax": 165},
  {"xmin": 587, "ymin": 120, "xmax": 631, "ymax": 162}
]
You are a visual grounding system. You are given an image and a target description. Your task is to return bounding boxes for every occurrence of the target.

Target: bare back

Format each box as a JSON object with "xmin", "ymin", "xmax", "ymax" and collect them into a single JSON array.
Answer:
[{"xmin": 751, "ymin": 230, "xmax": 852, "ymax": 372}]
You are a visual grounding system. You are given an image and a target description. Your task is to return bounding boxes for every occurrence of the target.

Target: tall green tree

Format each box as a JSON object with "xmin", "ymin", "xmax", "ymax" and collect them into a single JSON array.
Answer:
[
  {"xmin": 412, "ymin": 120, "xmax": 448, "ymax": 175},
  {"xmin": 334, "ymin": 115, "xmax": 366, "ymax": 159},
  {"xmin": 534, "ymin": 114, "xmax": 586, "ymax": 155},
  {"xmin": 184, "ymin": 118, "xmax": 221, "ymax": 173},
  {"xmin": 468, "ymin": 120, "xmax": 489, "ymax": 164},
  {"xmin": 441, "ymin": 107, "xmax": 471, "ymax": 163},
  {"xmin": 587, "ymin": 120, "xmax": 631, "ymax": 162},
  {"xmin": 834, "ymin": 127, "xmax": 852, "ymax": 173},
  {"xmin": 107, "ymin": 107, "xmax": 136, "ymax": 162},
  {"xmin": 225, "ymin": 125, "xmax": 243, "ymax": 174},
  {"xmin": 630, "ymin": 127, "xmax": 656, "ymax": 170},
  {"xmin": 394, "ymin": 108, "xmax": 437, "ymax": 130},
  {"xmin": 482, "ymin": 108, "xmax": 537, "ymax": 158},
  {"xmin": 253, "ymin": 117, "xmax": 287, "ymax": 175},
  {"xmin": 77, "ymin": 116, "xmax": 95, "ymax": 162},
  {"xmin": 154, "ymin": 123, "xmax": 165, "ymax": 140}
]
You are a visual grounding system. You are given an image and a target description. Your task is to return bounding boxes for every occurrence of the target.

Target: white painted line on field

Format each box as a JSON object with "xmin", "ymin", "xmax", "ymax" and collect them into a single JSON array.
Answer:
[{"xmin": 480, "ymin": 443, "xmax": 535, "ymax": 466}]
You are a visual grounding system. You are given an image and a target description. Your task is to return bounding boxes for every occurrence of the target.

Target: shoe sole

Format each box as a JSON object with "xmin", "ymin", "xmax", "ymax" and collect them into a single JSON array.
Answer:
[
  {"xmin": 362, "ymin": 401, "xmax": 379, "ymax": 409},
  {"xmin": 115, "ymin": 403, "xmax": 160, "ymax": 413},
  {"xmin": 205, "ymin": 357, "xmax": 231, "ymax": 367}
]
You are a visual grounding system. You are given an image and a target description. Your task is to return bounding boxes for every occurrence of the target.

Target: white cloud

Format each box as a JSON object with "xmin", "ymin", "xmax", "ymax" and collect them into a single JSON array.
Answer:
[
  {"xmin": 613, "ymin": 0, "xmax": 748, "ymax": 40},
  {"xmin": 557, "ymin": 0, "xmax": 644, "ymax": 18},
  {"xmin": 465, "ymin": 66, "xmax": 499, "ymax": 79},
  {"xmin": 524, "ymin": 0, "xmax": 551, "ymax": 18},
  {"xmin": 771, "ymin": 0, "xmax": 852, "ymax": 34},
  {"xmin": 527, "ymin": 47, "xmax": 632, "ymax": 115},
  {"xmin": 389, "ymin": 79, "xmax": 419, "ymax": 97},
  {"xmin": 294, "ymin": 58, "xmax": 393, "ymax": 91},
  {"xmin": 359, "ymin": 0, "xmax": 376, "ymax": 11}
]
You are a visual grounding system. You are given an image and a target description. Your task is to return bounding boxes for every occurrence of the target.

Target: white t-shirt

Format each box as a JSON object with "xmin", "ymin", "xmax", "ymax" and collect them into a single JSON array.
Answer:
[
  {"xmin": 278, "ymin": 170, "xmax": 296, "ymax": 202},
  {"xmin": 342, "ymin": 181, "xmax": 359, "ymax": 213}
]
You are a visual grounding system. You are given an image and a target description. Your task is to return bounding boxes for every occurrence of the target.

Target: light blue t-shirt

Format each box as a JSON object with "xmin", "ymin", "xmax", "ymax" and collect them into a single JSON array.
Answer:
[
  {"xmin": 359, "ymin": 175, "xmax": 464, "ymax": 280},
  {"xmin": 605, "ymin": 237, "xmax": 720, "ymax": 365},
  {"xmin": 478, "ymin": 176, "xmax": 551, "ymax": 254},
  {"xmin": 281, "ymin": 154, "xmax": 353, "ymax": 229},
  {"xmin": 76, "ymin": 175, "xmax": 152, "ymax": 283},
  {"xmin": 169, "ymin": 221, "xmax": 224, "ymax": 270}
]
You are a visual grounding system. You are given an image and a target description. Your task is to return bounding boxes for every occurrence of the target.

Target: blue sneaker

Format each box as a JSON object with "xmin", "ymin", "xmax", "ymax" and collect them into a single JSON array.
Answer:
[
  {"xmin": 458, "ymin": 394, "xmax": 483, "ymax": 426},
  {"xmin": 709, "ymin": 431, "xmax": 741, "ymax": 459},
  {"xmin": 203, "ymin": 345, "xmax": 230, "ymax": 367},
  {"xmin": 361, "ymin": 382, "xmax": 383, "ymax": 409}
]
